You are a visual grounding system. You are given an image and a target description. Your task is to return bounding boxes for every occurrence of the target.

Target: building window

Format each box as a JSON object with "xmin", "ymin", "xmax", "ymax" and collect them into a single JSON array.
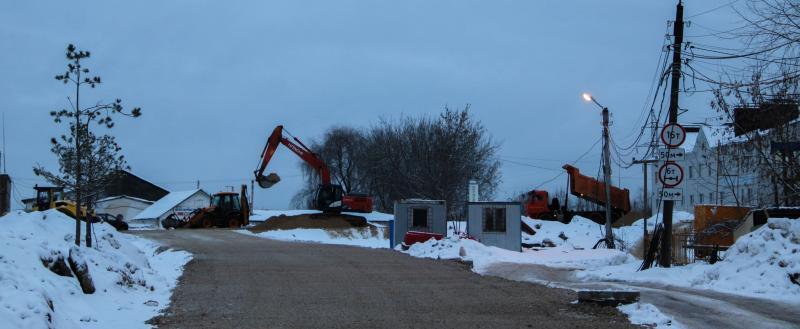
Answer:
[
  {"xmin": 720, "ymin": 192, "xmax": 726, "ymax": 204},
  {"xmin": 708, "ymin": 165, "xmax": 712, "ymax": 176},
  {"xmin": 709, "ymin": 193, "xmax": 714, "ymax": 204},
  {"xmin": 690, "ymin": 195, "xmax": 695, "ymax": 204},
  {"xmin": 410, "ymin": 207, "xmax": 429, "ymax": 228},
  {"xmin": 689, "ymin": 166, "xmax": 694, "ymax": 179},
  {"xmin": 698, "ymin": 164, "xmax": 703, "ymax": 178},
  {"xmin": 699, "ymin": 193, "xmax": 704, "ymax": 203},
  {"xmin": 747, "ymin": 188, "xmax": 752, "ymax": 204},
  {"xmin": 482, "ymin": 207, "xmax": 507, "ymax": 233}
]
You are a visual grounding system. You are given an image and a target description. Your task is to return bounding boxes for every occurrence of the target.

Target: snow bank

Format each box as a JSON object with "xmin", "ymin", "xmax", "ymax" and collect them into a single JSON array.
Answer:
[
  {"xmin": 0, "ymin": 210, "xmax": 191, "ymax": 329},
  {"xmin": 240, "ymin": 225, "xmax": 389, "ymax": 249},
  {"xmin": 579, "ymin": 218, "xmax": 800, "ymax": 302},
  {"xmin": 401, "ymin": 236, "xmax": 635, "ymax": 273},
  {"xmin": 617, "ymin": 303, "xmax": 684, "ymax": 328},
  {"xmin": 521, "ymin": 211, "xmax": 694, "ymax": 255}
]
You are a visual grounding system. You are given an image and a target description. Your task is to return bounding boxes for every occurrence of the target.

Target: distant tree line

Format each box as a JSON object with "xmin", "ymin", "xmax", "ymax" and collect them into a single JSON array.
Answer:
[{"xmin": 292, "ymin": 106, "xmax": 501, "ymax": 218}]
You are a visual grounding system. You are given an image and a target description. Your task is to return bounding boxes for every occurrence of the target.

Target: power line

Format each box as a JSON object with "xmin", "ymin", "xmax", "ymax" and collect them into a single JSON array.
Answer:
[{"xmin": 686, "ymin": 0, "xmax": 740, "ymax": 19}]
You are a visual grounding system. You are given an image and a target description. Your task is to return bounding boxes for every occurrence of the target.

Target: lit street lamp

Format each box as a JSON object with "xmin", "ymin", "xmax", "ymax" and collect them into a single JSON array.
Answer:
[{"xmin": 582, "ymin": 92, "xmax": 615, "ymax": 249}]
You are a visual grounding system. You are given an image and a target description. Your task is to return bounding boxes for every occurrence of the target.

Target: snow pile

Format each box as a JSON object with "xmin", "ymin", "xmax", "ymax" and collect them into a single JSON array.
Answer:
[
  {"xmin": 521, "ymin": 212, "xmax": 694, "ymax": 256},
  {"xmin": 0, "ymin": 210, "xmax": 191, "ymax": 329},
  {"xmin": 617, "ymin": 303, "xmax": 684, "ymax": 328},
  {"xmin": 402, "ymin": 236, "xmax": 635, "ymax": 273},
  {"xmin": 689, "ymin": 218, "xmax": 800, "ymax": 298},
  {"xmin": 579, "ymin": 218, "xmax": 800, "ymax": 301},
  {"xmin": 522, "ymin": 216, "xmax": 611, "ymax": 249},
  {"xmin": 240, "ymin": 225, "xmax": 389, "ymax": 249}
]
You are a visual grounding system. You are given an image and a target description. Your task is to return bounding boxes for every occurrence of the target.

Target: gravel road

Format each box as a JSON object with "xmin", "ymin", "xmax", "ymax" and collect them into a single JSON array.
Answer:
[{"xmin": 132, "ymin": 229, "xmax": 635, "ymax": 329}]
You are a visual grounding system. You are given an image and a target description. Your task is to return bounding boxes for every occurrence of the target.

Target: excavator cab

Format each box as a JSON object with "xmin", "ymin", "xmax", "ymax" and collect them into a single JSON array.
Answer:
[{"xmin": 315, "ymin": 184, "xmax": 343, "ymax": 213}]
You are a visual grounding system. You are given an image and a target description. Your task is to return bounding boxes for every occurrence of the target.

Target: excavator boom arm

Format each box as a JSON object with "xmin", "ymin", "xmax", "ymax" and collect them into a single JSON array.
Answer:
[{"xmin": 255, "ymin": 125, "xmax": 331, "ymax": 187}]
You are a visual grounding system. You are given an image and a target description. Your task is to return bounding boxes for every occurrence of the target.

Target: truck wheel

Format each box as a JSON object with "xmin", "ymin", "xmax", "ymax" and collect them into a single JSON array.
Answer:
[
  {"xmin": 201, "ymin": 217, "xmax": 213, "ymax": 228},
  {"xmin": 228, "ymin": 218, "xmax": 241, "ymax": 228}
]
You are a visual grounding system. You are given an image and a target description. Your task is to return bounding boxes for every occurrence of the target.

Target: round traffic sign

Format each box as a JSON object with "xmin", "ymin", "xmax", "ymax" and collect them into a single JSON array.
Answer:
[
  {"xmin": 658, "ymin": 162, "xmax": 684, "ymax": 188},
  {"xmin": 660, "ymin": 123, "xmax": 686, "ymax": 147}
]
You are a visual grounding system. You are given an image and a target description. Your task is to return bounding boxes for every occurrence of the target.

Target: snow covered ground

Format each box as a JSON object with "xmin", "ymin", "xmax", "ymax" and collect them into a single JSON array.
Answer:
[
  {"xmin": 248, "ymin": 209, "xmax": 394, "ymax": 223},
  {"xmin": 577, "ymin": 217, "xmax": 800, "ymax": 303},
  {"xmin": 0, "ymin": 210, "xmax": 191, "ymax": 329},
  {"xmin": 521, "ymin": 211, "xmax": 694, "ymax": 252},
  {"xmin": 403, "ymin": 212, "xmax": 800, "ymax": 327}
]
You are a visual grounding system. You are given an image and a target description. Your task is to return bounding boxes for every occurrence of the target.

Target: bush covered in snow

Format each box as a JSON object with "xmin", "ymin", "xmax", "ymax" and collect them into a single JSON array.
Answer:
[{"xmin": 0, "ymin": 210, "xmax": 190, "ymax": 329}]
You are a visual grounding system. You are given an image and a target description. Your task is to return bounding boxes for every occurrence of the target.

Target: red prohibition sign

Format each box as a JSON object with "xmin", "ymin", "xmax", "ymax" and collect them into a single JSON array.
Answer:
[
  {"xmin": 658, "ymin": 162, "xmax": 684, "ymax": 188},
  {"xmin": 660, "ymin": 123, "xmax": 686, "ymax": 147}
]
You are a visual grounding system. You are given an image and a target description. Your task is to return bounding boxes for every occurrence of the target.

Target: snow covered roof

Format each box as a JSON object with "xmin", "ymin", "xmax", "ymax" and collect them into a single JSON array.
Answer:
[
  {"xmin": 133, "ymin": 189, "xmax": 208, "ymax": 220},
  {"xmin": 95, "ymin": 195, "xmax": 155, "ymax": 204}
]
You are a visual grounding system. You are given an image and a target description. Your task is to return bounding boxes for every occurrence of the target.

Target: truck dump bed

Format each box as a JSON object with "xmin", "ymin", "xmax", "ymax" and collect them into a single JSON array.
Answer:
[{"xmin": 562, "ymin": 164, "xmax": 631, "ymax": 214}]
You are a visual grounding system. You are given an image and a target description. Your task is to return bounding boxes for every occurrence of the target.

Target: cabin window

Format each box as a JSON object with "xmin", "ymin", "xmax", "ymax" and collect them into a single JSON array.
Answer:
[
  {"xmin": 410, "ymin": 207, "xmax": 429, "ymax": 228},
  {"xmin": 482, "ymin": 207, "xmax": 507, "ymax": 232}
]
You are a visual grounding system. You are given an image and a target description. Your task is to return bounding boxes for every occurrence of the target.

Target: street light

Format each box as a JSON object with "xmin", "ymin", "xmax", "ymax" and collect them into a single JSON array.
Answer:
[
  {"xmin": 582, "ymin": 92, "xmax": 604, "ymax": 109},
  {"xmin": 581, "ymin": 92, "xmax": 615, "ymax": 249}
]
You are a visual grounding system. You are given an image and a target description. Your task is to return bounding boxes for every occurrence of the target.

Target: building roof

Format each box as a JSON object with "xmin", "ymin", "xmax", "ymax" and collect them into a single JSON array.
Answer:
[
  {"xmin": 133, "ymin": 189, "xmax": 208, "ymax": 220},
  {"xmin": 95, "ymin": 195, "xmax": 155, "ymax": 204}
]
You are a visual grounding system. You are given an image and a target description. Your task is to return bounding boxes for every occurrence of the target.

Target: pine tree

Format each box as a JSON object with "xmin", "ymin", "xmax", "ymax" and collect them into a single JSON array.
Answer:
[{"xmin": 33, "ymin": 44, "xmax": 141, "ymax": 247}]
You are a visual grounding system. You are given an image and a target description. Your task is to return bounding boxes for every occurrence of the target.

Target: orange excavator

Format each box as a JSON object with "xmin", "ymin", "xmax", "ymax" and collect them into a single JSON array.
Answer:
[
  {"xmin": 524, "ymin": 164, "xmax": 631, "ymax": 225},
  {"xmin": 254, "ymin": 125, "xmax": 373, "ymax": 213}
]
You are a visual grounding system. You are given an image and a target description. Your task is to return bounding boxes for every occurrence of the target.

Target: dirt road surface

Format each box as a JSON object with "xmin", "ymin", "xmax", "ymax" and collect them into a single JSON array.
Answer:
[
  {"xmin": 132, "ymin": 229, "xmax": 634, "ymax": 329},
  {"xmin": 483, "ymin": 262, "xmax": 800, "ymax": 329}
]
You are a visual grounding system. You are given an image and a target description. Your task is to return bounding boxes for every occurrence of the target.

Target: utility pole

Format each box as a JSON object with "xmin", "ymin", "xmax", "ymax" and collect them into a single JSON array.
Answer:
[
  {"xmin": 250, "ymin": 179, "xmax": 255, "ymax": 211},
  {"xmin": 716, "ymin": 141, "xmax": 721, "ymax": 205},
  {"xmin": 602, "ymin": 106, "xmax": 615, "ymax": 249},
  {"xmin": 633, "ymin": 158, "xmax": 658, "ymax": 238},
  {"xmin": 660, "ymin": 0, "xmax": 684, "ymax": 268},
  {"xmin": 633, "ymin": 158, "xmax": 659, "ymax": 217}
]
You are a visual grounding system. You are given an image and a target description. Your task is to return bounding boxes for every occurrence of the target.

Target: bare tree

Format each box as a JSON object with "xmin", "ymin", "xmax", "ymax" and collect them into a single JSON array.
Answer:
[
  {"xmin": 293, "ymin": 126, "xmax": 368, "ymax": 208},
  {"xmin": 710, "ymin": 73, "xmax": 800, "ymax": 206},
  {"xmin": 34, "ymin": 44, "xmax": 140, "ymax": 247},
  {"xmin": 296, "ymin": 106, "xmax": 501, "ymax": 218}
]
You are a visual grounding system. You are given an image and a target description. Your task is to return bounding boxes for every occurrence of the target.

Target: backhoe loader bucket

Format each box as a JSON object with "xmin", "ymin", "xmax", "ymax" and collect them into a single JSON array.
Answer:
[{"xmin": 257, "ymin": 173, "xmax": 281, "ymax": 188}]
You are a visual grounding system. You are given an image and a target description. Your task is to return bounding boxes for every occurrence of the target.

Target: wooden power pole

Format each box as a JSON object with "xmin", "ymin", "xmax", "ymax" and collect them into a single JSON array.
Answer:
[{"xmin": 660, "ymin": 1, "xmax": 684, "ymax": 268}]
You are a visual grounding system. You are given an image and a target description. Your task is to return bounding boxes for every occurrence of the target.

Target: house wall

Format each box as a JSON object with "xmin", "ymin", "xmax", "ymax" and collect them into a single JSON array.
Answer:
[
  {"xmin": 393, "ymin": 200, "xmax": 446, "ymax": 245},
  {"xmin": 94, "ymin": 197, "xmax": 152, "ymax": 221},
  {"xmin": 467, "ymin": 202, "xmax": 521, "ymax": 252}
]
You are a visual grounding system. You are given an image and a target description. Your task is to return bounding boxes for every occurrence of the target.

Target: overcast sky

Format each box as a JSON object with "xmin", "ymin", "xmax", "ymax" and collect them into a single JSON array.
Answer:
[{"xmin": 1, "ymin": 1, "xmax": 743, "ymax": 209}]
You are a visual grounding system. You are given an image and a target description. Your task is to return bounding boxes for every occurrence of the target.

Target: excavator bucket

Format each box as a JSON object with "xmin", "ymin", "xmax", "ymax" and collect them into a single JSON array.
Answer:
[{"xmin": 257, "ymin": 173, "xmax": 281, "ymax": 189}]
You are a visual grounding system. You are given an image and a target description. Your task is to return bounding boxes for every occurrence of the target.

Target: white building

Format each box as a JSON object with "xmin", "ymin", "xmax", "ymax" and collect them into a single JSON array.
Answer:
[
  {"xmin": 132, "ymin": 189, "xmax": 210, "ymax": 228},
  {"xmin": 94, "ymin": 195, "xmax": 154, "ymax": 221}
]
